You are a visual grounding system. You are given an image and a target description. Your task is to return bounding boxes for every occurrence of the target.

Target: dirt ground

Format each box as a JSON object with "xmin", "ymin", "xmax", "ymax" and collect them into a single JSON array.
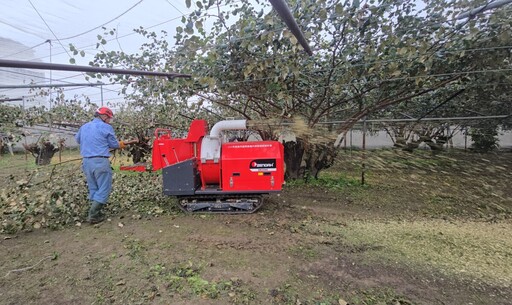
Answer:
[{"xmin": 1, "ymin": 150, "xmax": 511, "ymax": 305}]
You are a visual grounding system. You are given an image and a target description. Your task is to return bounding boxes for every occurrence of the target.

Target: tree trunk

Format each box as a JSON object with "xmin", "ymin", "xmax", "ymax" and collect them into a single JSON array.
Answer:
[
  {"xmin": 283, "ymin": 140, "xmax": 305, "ymax": 180},
  {"xmin": 23, "ymin": 142, "xmax": 60, "ymax": 165},
  {"xmin": 129, "ymin": 133, "xmax": 151, "ymax": 164},
  {"xmin": 306, "ymin": 143, "xmax": 337, "ymax": 179},
  {"xmin": 283, "ymin": 138, "xmax": 337, "ymax": 181}
]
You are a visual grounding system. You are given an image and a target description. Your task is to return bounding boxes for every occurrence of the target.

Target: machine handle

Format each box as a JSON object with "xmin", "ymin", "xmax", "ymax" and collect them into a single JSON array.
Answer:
[{"xmin": 154, "ymin": 128, "xmax": 172, "ymax": 139}]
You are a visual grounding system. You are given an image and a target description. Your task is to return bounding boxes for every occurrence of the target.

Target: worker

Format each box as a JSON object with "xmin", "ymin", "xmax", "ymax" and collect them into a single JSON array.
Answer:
[{"xmin": 75, "ymin": 106, "xmax": 137, "ymax": 224}]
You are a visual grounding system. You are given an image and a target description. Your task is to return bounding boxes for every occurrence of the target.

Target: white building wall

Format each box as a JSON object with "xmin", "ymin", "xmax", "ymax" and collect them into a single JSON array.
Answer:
[
  {"xmin": 339, "ymin": 128, "xmax": 512, "ymax": 149},
  {"xmin": 0, "ymin": 37, "xmax": 48, "ymax": 108}
]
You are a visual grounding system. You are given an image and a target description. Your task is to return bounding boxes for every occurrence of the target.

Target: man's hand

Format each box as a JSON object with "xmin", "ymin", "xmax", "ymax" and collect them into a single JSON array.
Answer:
[{"xmin": 118, "ymin": 139, "xmax": 138, "ymax": 149}]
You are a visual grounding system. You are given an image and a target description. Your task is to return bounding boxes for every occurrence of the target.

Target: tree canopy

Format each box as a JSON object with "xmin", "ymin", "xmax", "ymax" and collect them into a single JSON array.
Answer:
[{"xmin": 33, "ymin": 0, "xmax": 512, "ymax": 176}]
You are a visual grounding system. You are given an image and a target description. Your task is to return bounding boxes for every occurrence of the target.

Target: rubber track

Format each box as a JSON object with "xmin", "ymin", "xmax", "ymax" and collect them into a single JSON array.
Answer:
[{"xmin": 176, "ymin": 195, "xmax": 264, "ymax": 214}]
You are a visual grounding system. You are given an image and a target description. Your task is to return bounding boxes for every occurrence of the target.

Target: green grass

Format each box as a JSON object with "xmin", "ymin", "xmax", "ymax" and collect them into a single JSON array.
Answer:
[
  {"xmin": 124, "ymin": 238, "xmax": 148, "ymax": 260},
  {"xmin": 0, "ymin": 149, "xmax": 150, "ymax": 177},
  {"xmin": 286, "ymin": 172, "xmax": 364, "ymax": 190},
  {"xmin": 146, "ymin": 261, "xmax": 257, "ymax": 302},
  {"xmin": 0, "ymin": 153, "xmax": 39, "ymax": 178},
  {"xmin": 266, "ymin": 280, "xmax": 412, "ymax": 305},
  {"xmin": 288, "ymin": 244, "xmax": 318, "ymax": 260},
  {"xmin": 348, "ymin": 288, "xmax": 413, "ymax": 305},
  {"xmin": 313, "ymin": 220, "xmax": 512, "ymax": 287}
]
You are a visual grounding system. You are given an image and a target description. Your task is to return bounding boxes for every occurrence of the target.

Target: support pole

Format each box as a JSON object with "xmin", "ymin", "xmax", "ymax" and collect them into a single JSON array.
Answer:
[{"xmin": 361, "ymin": 116, "xmax": 367, "ymax": 186}]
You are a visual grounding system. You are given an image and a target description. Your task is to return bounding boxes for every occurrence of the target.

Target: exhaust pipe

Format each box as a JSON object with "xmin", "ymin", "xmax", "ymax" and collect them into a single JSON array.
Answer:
[{"xmin": 209, "ymin": 120, "xmax": 247, "ymax": 138}]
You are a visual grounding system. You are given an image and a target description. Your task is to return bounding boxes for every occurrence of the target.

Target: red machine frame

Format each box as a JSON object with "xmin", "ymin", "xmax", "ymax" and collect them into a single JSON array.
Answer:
[{"xmin": 124, "ymin": 119, "xmax": 285, "ymax": 213}]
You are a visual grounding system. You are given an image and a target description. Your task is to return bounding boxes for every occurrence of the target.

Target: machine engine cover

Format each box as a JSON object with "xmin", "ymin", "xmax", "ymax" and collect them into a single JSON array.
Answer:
[{"xmin": 220, "ymin": 141, "xmax": 284, "ymax": 192}]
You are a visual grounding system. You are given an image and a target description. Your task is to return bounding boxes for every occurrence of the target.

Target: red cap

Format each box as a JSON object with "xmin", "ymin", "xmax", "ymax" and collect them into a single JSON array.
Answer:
[{"xmin": 96, "ymin": 106, "xmax": 113, "ymax": 118}]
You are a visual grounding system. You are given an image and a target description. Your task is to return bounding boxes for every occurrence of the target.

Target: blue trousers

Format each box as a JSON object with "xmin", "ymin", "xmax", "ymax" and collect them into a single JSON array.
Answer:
[{"xmin": 82, "ymin": 158, "xmax": 112, "ymax": 204}]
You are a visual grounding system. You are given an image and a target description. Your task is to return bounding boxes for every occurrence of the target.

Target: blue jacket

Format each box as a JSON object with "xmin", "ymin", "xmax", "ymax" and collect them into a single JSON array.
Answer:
[{"xmin": 75, "ymin": 118, "xmax": 120, "ymax": 157}]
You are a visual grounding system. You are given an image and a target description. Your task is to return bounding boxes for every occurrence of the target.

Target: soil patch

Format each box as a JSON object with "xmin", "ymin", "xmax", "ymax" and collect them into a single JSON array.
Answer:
[{"xmin": 1, "ymin": 150, "xmax": 511, "ymax": 304}]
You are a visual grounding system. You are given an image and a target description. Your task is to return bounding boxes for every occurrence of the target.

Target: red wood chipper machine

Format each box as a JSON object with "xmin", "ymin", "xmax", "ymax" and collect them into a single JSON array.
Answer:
[{"xmin": 122, "ymin": 119, "xmax": 285, "ymax": 213}]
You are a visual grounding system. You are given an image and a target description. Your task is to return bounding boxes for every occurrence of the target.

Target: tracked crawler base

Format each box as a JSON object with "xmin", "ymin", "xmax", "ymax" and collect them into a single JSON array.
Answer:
[{"xmin": 176, "ymin": 195, "xmax": 264, "ymax": 214}]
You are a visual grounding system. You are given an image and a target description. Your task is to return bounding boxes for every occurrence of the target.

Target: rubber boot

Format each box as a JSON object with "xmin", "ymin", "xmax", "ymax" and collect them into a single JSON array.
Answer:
[{"xmin": 87, "ymin": 201, "xmax": 105, "ymax": 224}]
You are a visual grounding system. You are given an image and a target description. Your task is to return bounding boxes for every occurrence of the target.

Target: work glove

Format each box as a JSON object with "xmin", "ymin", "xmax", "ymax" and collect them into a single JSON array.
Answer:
[{"xmin": 118, "ymin": 139, "xmax": 138, "ymax": 149}]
